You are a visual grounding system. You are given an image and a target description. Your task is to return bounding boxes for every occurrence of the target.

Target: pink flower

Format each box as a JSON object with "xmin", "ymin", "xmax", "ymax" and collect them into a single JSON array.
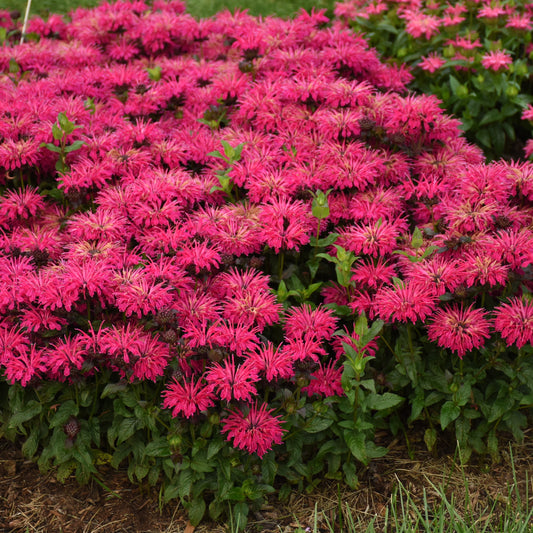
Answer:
[
  {"xmin": 223, "ymin": 289, "xmax": 282, "ymax": 329},
  {"xmin": 351, "ymin": 258, "xmax": 397, "ymax": 290},
  {"xmin": 525, "ymin": 139, "xmax": 533, "ymax": 159},
  {"xmin": 284, "ymin": 304, "xmax": 338, "ymax": 343},
  {"xmin": 45, "ymin": 335, "xmax": 88, "ymax": 379},
  {"xmin": 3, "ymin": 342, "xmax": 47, "ymax": 386},
  {"xmin": 221, "ymin": 402, "xmax": 285, "ymax": 458},
  {"xmin": 459, "ymin": 252, "xmax": 509, "ymax": 288},
  {"xmin": 206, "ymin": 357, "xmax": 259, "ymax": 402},
  {"xmin": 481, "ymin": 50, "xmax": 512, "ymax": 71},
  {"xmin": 337, "ymin": 219, "xmax": 401, "ymax": 257},
  {"xmin": 418, "ymin": 53, "xmax": 446, "ymax": 73},
  {"xmin": 259, "ymin": 198, "xmax": 313, "ymax": 253},
  {"xmin": 114, "ymin": 277, "xmax": 174, "ymax": 318},
  {"xmin": 162, "ymin": 376, "xmax": 215, "ymax": 418},
  {"xmin": 131, "ymin": 334, "xmax": 171, "ymax": 381},
  {"xmin": 0, "ymin": 138, "xmax": 41, "ymax": 170},
  {"xmin": 522, "ymin": 105, "xmax": 533, "ymax": 122},
  {"xmin": 0, "ymin": 187, "xmax": 45, "ymax": 223},
  {"xmin": 427, "ymin": 304, "xmax": 492, "ymax": 359},
  {"xmin": 302, "ymin": 359, "xmax": 344, "ymax": 398},
  {"xmin": 210, "ymin": 321, "xmax": 261, "ymax": 357},
  {"xmin": 403, "ymin": 12, "xmax": 441, "ymax": 40},
  {"xmin": 374, "ymin": 282, "xmax": 437, "ymax": 323},
  {"xmin": 20, "ymin": 306, "xmax": 67, "ymax": 333},
  {"xmin": 246, "ymin": 342, "xmax": 294, "ymax": 381},
  {"xmin": 494, "ymin": 297, "xmax": 533, "ymax": 349}
]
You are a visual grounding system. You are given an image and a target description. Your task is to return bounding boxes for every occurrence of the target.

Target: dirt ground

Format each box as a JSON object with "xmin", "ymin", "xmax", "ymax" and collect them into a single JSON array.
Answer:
[{"xmin": 1, "ymin": 431, "xmax": 532, "ymax": 533}]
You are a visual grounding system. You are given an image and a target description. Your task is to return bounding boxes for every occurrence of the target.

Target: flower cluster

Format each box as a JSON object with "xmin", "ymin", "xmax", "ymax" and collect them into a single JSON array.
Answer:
[
  {"xmin": 0, "ymin": 0, "xmax": 532, "ymax": 460},
  {"xmin": 335, "ymin": 0, "xmax": 533, "ymax": 159}
]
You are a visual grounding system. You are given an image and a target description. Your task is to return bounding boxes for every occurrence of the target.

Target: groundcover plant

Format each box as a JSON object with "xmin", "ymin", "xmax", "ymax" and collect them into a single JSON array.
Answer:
[{"xmin": 0, "ymin": 0, "xmax": 533, "ymax": 528}]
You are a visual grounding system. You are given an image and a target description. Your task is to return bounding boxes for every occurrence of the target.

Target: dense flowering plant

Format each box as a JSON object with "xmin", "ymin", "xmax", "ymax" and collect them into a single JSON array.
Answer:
[
  {"xmin": 0, "ymin": 0, "xmax": 533, "ymax": 527},
  {"xmin": 335, "ymin": 0, "xmax": 533, "ymax": 160}
]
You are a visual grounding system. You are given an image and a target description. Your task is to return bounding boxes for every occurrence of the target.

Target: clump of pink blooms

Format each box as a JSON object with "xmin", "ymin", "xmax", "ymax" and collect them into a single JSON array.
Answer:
[{"xmin": 0, "ymin": 0, "xmax": 532, "ymax": 458}]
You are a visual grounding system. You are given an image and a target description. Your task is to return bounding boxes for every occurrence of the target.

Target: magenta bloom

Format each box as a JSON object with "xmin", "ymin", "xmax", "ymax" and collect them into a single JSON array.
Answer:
[
  {"xmin": 481, "ymin": 51, "xmax": 512, "ymax": 71},
  {"xmin": 284, "ymin": 304, "xmax": 338, "ymax": 343},
  {"xmin": 206, "ymin": 357, "xmax": 259, "ymax": 402},
  {"xmin": 247, "ymin": 342, "xmax": 294, "ymax": 381},
  {"xmin": 302, "ymin": 359, "xmax": 344, "ymax": 398},
  {"xmin": 162, "ymin": 376, "xmax": 215, "ymax": 419},
  {"xmin": 427, "ymin": 304, "xmax": 492, "ymax": 359},
  {"xmin": 418, "ymin": 53, "xmax": 446, "ymax": 73},
  {"xmin": 374, "ymin": 282, "xmax": 437, "ymax": 323},
  {"xmin": 221, "ymin": 403, "xmax": 285, "ymax": 458},
  {"xmin": 494, "ymin": 297, "xmax": 533, "ymax": 349}
]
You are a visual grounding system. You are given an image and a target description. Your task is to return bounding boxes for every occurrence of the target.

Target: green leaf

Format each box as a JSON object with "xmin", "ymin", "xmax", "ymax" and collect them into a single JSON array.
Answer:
[
  {"xmin": 188, "ymin": 497, "xmax": 206, "ymax": 526},
  {"xmin": 146, "ymin": 65, "xmax": 162, "ymax": 81},
  {"xmin": 207, "ymin": 149, "xmax": 226, "ymax": 160},
  {"xmin": 8, "ymin": 58, "xmax": 20, "ymax": 74},
  {"xmin": 56, "ymin": 460, "xmax": 76, "ymax": 483},
  {"xmin": 49, "ymin": 400, "xmax": 79, "ymax": 428},
  {"xmin": 207, "ymin": 439, "xmax": 225, "ymax": 460},
  {"xmin": 117, "ymin": 417, "xmax": 138, "ymax": 443},
  {"xmin": 40, "ymin": 142, "xmax": 62, "ymax": 153},
  {"xmin": 312, "ymin": 190, "xmax": 330, "ymax": 219},
  {"xmin": 191, "ymin": 453, "xmax": 214, "ymax": 473},
  {"xmin": 411, "ymin": 227, "xmax": 423, "ymax": 249},
  {"xmin": 164, "ymin": 482, "xmax": 180, "ymax": 503},
  {"xmin": 342, "ymin": 461, "xmax": 358, "ymax": 489},
  {"xmin": 309, "ymin": 232, "xmax": 339, "ymax": 248},
  {"xmin": 178, "ymin": 468, "xmax": 194, "ymax": 498},
  {"xmin": 144, "ymin": 437, "xmax": 170, "ymax": 458},
  {"xmin": 64, "ymin": 140, "xmax": 85, "ymax": 153},
  {"xmin": 52, "ymin": 123, "xmax": 64, "ymax": 141},
  {"xmin": 276, "ymin": 279, "xmax": 288, "ymax": 302},
  {"xmin": 228, "ymin": 486, "xmax": 246, "ymax": 502},
  {"xmin": 22, "ymin": 430, "xmax": 39, "ymax": 458},
  {"xmin": 440, "ymin": 401, "xmax": 460, "ymax": 430},
  {"xmin": 477, "ymin": 109, "xmax": 502, "ymax": 126},
  {"xmin": 134, "ymin": 463, "xmax": 150, "ymax": 481},
  {"xmin": 449, "ymin": 74, "xmax": 461, "ymax": 96},
  {"xmin": 343, "ymin": 431, "xmax": 368, "ymax": 464},
  {"xmin": 101, "ymin": 382, "xmax": 127, "ymax": 398},
  {"xmin": 316, "ymin": 252, "xmax": 337, "ymax": 264},
  {"xmin": 305, "ymin": 417, "xmax": 334, "ymax": 433},
  {"xmin": 261, "ymin": 452, "xmax": 277, "ymax": 485},
  {"xmin": 9, "ymin": 401, "xmax": 42, "ymax": 430},
  {"xmin": 424, "ymin": 428, "xmax": 437, "ymax": 452},
  {"xmin": 367, "ymin": 393, "xmax": 404, "ymax": 411}
]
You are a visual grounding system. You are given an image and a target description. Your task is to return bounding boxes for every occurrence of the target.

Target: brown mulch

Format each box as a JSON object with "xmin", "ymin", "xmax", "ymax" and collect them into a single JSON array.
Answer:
[{"xmin": 1, "ymin": 433, "xmax": 532, "ymax": 533}]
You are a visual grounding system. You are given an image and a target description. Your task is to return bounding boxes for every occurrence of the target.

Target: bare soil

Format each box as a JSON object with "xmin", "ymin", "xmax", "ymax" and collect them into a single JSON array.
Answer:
[{"xmin": 1, "ymin": 432, "xmax": 532, "ymax": 533}]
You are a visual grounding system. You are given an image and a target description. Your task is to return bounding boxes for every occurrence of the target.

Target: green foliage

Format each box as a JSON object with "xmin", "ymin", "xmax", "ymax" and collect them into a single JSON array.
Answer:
[{"xmin": 40, "ymin": 112, "xmax": 84, "ymax": 174}]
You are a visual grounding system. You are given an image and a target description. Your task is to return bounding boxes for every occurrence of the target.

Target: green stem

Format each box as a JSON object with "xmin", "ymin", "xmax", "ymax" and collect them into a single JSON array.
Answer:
[
  {"xmin": 380, "ymin": 334, "xmax": 400, "ymax": 363},
  {"xmin": 313, "ymin": 219, "xmax": 320, "ymax": 258},
  {"xmin": 278, "ymin": 251, "xmax": 285, "ymax": 281}
]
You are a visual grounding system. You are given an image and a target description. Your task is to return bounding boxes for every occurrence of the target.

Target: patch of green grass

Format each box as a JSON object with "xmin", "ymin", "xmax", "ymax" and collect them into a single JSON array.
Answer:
[
  {"xmin": 289, "ymin": 449, "xmax": 533, "ymax": 533},
  {"xmin": 3, "ymin": 0, "xmax": 336, "ymax": 19}
]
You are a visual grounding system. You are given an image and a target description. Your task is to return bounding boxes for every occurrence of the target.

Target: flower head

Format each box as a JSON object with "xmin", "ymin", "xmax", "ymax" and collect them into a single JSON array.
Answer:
[
  {"xmin": 427, "ymin": 304, "xmax": 492, "ymax": 358},
  {"xmin": 162, "ymin": 376, "xmax": 215, "ymax": 418},
  {"xmin": 494, "ymin": 297, "xmax": 533, "ymax": 349},
  {"xmin": 481, "ymin": 50, "xmax": 512, "ymax": 71},
  {"xmin": 221, "ymin": 402, "xmax": 285, "ymax": 458}
]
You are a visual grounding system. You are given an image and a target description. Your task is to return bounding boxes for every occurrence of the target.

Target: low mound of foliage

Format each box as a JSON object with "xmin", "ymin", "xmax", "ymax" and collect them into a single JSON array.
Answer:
[
  {"xmin": 0, "ymin": 0, "xmax": 532, "ymax": 527},
  {"xmin": 335, "ymin": 0, "xmax": 533, "ymax": 160}
]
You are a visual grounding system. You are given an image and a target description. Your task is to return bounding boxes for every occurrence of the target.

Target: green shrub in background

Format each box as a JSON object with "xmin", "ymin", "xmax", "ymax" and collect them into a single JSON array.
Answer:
[{"xmin": 335, "ymin": 0, "xmax": 533, "ymax": 160}]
